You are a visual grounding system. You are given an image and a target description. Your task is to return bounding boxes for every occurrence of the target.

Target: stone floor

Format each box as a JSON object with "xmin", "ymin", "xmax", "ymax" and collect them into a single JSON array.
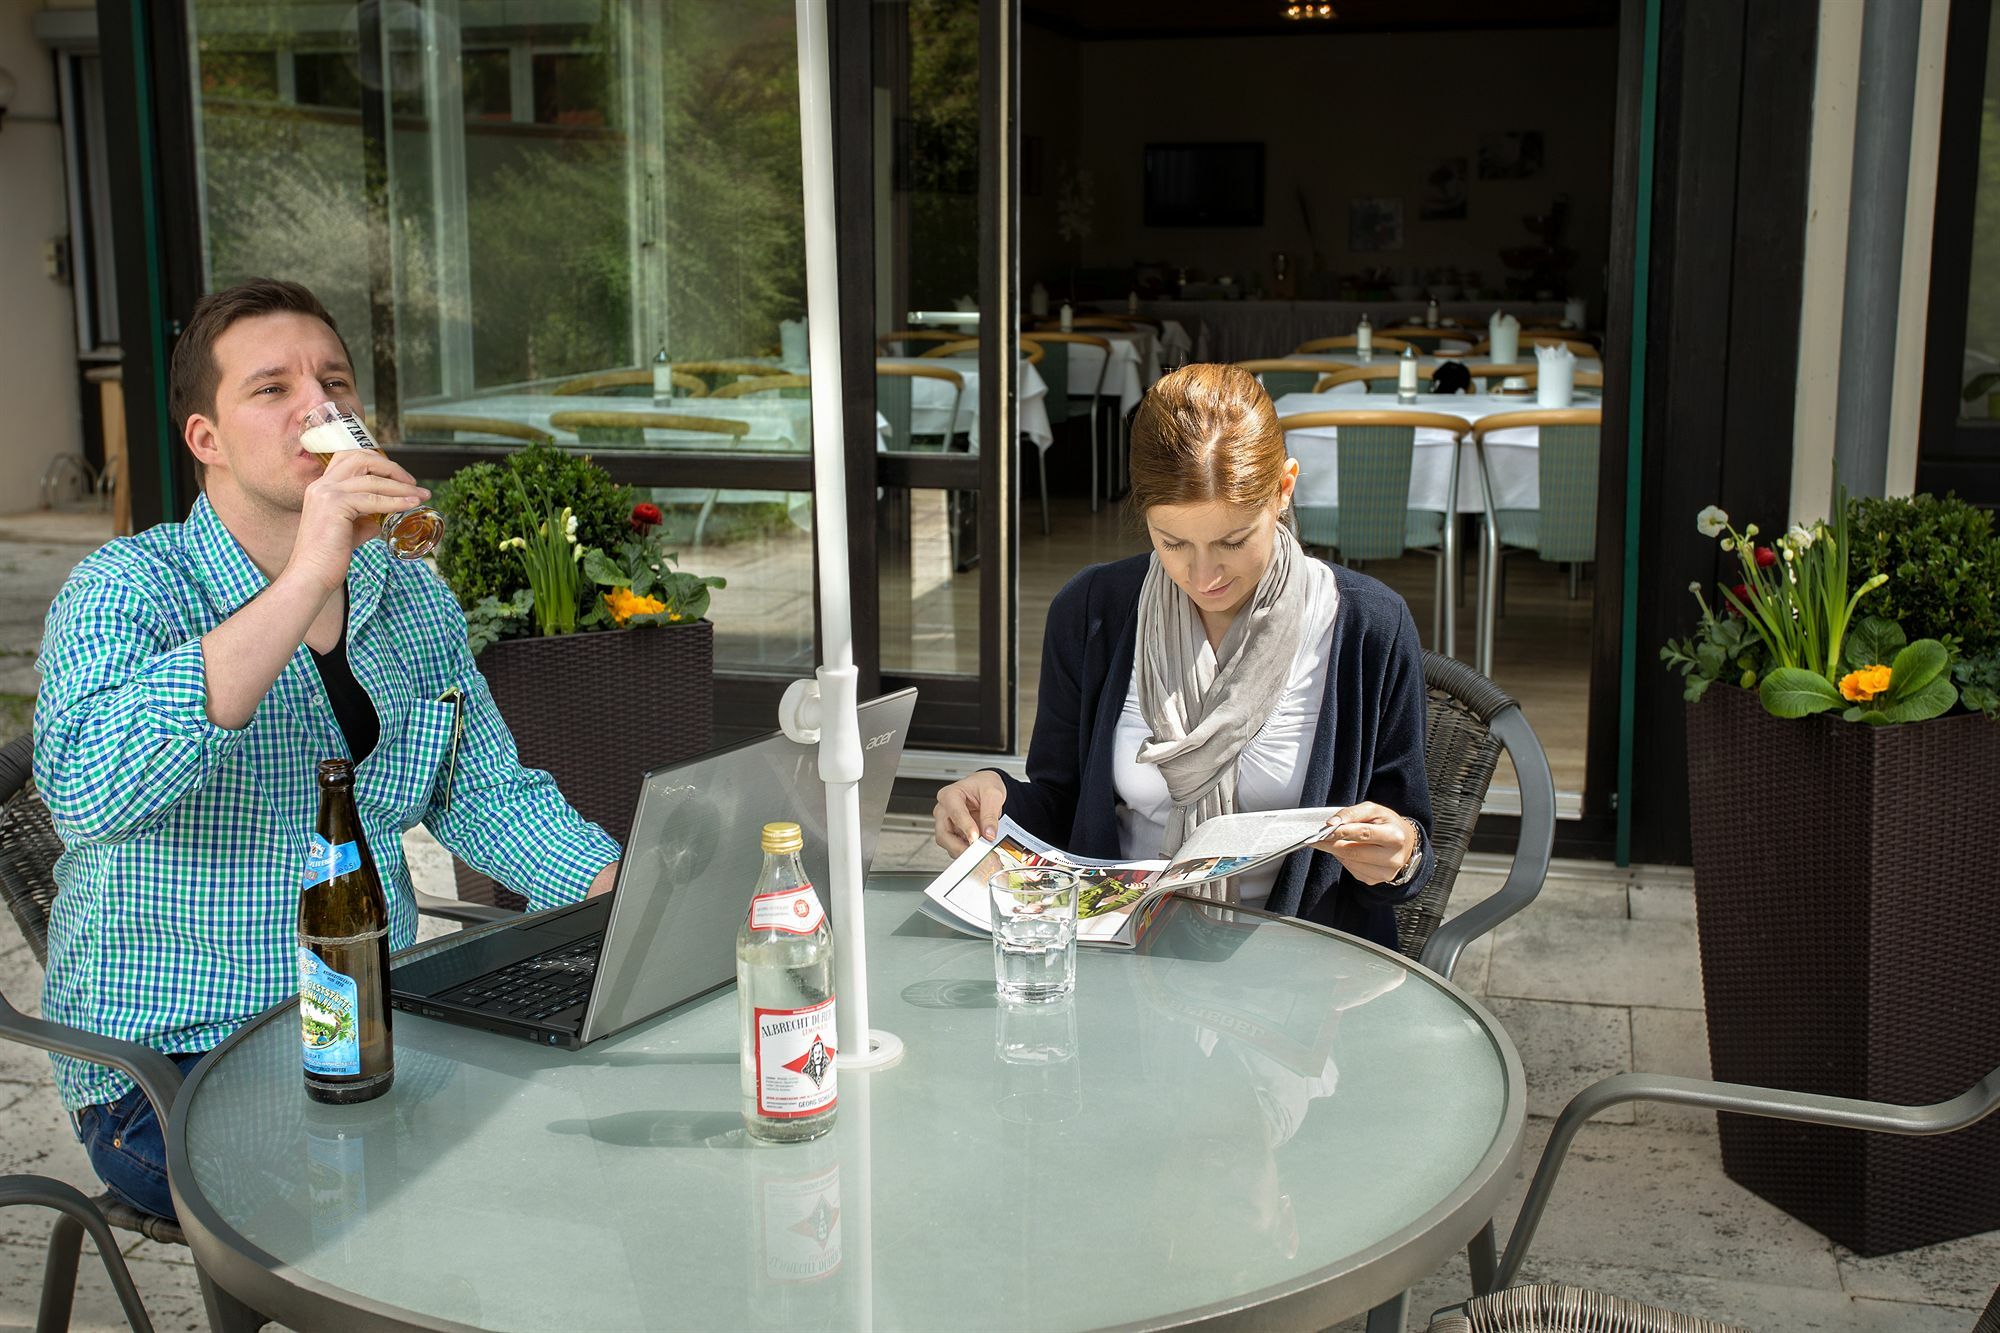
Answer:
[{"xmin": 0, "ymin": 507, "xmax": 1994, "ymax": 1330}]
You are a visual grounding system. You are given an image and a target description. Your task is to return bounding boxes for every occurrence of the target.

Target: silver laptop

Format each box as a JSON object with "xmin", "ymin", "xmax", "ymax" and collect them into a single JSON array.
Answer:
[{"xmin": 390, "ymin": 689, "xmax": 917, "ymax": 1049}]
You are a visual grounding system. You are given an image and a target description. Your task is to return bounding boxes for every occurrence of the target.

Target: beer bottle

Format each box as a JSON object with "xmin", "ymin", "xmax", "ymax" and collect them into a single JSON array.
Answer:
[{"xmin": 298, "ymin": 759, "xmax": 394, "ymax": 1104}]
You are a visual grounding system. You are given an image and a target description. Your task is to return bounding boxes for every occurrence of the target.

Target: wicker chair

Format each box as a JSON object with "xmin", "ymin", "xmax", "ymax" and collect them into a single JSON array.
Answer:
[
  {"xmin": 1425, "ymin": 1066, "xmax": 2000, "ymax": 1331},
  {"xmin": 0, "ymin": 734, "xmax": 507, "ymax": 1330}
]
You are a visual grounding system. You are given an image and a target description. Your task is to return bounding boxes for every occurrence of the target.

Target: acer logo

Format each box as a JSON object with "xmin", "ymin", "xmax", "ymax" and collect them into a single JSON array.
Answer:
[
  {"xmin": 863, "ymin": 731, "xmax": 897, "ymax": 750},
  {"xmin": 658, "ymin": 783, "xmax": 697, "ymax": 797}
]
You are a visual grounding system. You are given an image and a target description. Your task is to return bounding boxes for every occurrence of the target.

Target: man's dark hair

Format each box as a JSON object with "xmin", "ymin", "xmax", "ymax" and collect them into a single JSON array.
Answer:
[{"xmin": 169, "ymin": 279, "xmax": 351, "ymax": 477}]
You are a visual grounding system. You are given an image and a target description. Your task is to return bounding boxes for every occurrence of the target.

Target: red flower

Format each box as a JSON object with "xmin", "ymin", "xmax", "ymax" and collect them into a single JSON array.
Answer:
[
  {"xmin": 630, "ymin": 502, "xmax": 664, "ymax": 529},
  {"xmin": 1754, "ymin": 545, "xmax": 1777, "ymax": 568},
  {"xmin": 1729, "ymin": 582, "xmax": 1752, "ymax": 614}
]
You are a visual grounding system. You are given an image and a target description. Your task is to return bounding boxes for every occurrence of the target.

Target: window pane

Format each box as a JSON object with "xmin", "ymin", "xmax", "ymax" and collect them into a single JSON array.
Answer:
[{"xmin": 1961, "ymin": 2, "xmax": 2000, "ymax": 419}]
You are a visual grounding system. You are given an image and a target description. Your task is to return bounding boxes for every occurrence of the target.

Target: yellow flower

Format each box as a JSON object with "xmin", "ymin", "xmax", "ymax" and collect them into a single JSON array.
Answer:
[
  {"xmin": 603, "ymin": 586, "xmax": 666, "ymax": 625},
  {"xmin": 1839, "ymin": 665, "xmax": 1893, "ymax": 703}
]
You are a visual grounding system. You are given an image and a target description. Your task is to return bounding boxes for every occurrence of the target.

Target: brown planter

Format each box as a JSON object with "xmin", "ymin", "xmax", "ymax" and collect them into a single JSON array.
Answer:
[
  {"xmin": 1685, "ymin": 685, "xmax": 2000, "ymax": 1255},
  {"xmin": 454, "ymin": 621, "xmax": 714, "ymax": 910}
]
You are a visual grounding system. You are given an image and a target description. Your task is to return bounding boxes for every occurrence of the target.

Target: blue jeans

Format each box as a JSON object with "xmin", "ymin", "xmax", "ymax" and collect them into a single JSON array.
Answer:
[{"xmin": 73, "ymin": 1052, "xmax": 209, "ymax": 1221}]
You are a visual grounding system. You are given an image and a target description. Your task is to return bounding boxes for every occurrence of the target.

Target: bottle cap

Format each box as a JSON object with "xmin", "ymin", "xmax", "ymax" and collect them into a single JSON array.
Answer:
[
  {"xmin": 761, "ymin": 822, "xmax": 804, "ymax": 854},
  {"xmin": 317, "ymin": 758, "xmax": 354, "ymax": 786}
]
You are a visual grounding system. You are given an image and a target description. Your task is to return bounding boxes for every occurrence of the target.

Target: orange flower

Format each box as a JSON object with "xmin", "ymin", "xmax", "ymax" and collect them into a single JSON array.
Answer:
[
  {"xmin": 1838, "ymin": 665, "xmax": 1893, "ymax": 703},
  {"xmin": 603, "ymin": 586, "xmax": 666, "ymax": 625}
]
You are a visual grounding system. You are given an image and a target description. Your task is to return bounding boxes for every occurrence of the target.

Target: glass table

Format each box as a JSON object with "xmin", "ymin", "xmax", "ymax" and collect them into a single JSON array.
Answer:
[{"xmin": 168, "ymin": 875, "xmax": 1523, "ymax": 1331}]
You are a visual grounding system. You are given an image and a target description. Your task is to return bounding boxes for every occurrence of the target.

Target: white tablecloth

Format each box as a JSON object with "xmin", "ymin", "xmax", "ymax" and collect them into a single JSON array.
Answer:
[
  {"xmin": 876, "ymin": 357, "xmax": 1053, "ymax": 447},
  {"xmin": 1276, "ymin": 351, "xmax": 1603, "ymax": 396},
  {"xmin": 1272, "ymin": 391, "xmax": 1565, "ymax": 514},
  {"xmin": 1050, "ymin": 328, "xmax": 1163, "ymax": 415},
  {"xmin": 413, "ymin": 392, "xmax": 887, "ymax": 454},
  {"xmin": 1138, "ymin": 300, "xmax": 1570, "ymax": 362}
]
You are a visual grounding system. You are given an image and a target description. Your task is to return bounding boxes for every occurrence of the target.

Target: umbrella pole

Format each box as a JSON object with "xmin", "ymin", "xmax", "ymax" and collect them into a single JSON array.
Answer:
[{"xmin": 792, "ymin": 0, "xmax": 902, "ymax": 1072}]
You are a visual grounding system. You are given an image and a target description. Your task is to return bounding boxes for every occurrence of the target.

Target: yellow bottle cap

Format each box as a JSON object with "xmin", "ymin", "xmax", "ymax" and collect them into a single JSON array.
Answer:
[{"xmin": 761, "ymin": 822, "xmax": 804, "ymax": 854}]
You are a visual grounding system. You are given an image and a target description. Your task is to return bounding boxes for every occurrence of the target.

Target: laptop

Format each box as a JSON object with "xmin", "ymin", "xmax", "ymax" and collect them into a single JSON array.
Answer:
[{"xmin": 390, "ymin": 689, "xmax": 917, "ymax": 1049}]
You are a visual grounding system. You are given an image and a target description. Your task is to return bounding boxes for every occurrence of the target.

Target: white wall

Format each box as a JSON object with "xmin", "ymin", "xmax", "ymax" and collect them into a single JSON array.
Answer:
[
  {"xmin": 1024, "ymin": 24, "xmax": 1619, "ymax": 304},
  {"xmin": 0, "ymin": 1, "xmax": 82, "ymax": 509}
]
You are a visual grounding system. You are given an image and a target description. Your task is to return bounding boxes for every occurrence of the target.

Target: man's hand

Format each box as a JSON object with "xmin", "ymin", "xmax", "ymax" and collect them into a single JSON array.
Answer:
[
  {"xmin": 287, "ymin": 449, "xmax": 431, "ymax": 593},
  {"xmin": 933, "ymin": 770, "xmax": 1009, "ymax": 855},
  {"xmin": 1313, "ymin": 802, "xmax": 1417, "ymax": 886}
]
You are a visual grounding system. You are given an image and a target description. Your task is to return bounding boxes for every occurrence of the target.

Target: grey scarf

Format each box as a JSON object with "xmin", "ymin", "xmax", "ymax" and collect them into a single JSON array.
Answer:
[{"xmin": 1134, "ymin": 522, "xmax": 1316, "ymax": 859}]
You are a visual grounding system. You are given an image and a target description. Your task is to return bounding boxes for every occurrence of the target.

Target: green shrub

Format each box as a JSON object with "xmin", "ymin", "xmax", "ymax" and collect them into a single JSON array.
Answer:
[
  {"xmin": 1846, "ymin": 493, "xmax": 2000, "ymax": 659},
  {"xmin": 433, "ymin": 442, "xmax": 636, "ymax": 609}
]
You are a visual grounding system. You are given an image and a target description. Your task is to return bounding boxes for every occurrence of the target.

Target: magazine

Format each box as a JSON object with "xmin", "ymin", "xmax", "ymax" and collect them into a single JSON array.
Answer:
[{"xmin": 916, "ymin": 807, "xmax": 1343, "ymax": 949}]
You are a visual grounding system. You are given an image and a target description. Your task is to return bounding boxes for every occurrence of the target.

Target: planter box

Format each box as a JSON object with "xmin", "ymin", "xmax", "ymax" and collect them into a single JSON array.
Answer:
[
  {"xmin": 1685, "ymin": 685, "xmax": 2000, "ymax": 1255},
  {"xmin": 454, "ymin": 622, "xmax": 714, "ymax": 910}
]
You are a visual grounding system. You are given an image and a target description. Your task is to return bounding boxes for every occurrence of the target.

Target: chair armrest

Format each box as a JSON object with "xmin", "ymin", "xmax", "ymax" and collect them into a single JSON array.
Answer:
[
  {"xmin": 1420, "ymin": 705, "xmax": 1555, "ymax": 978},
  {"xmin": 414, "ymin": 891, "xmax": 519, "ymax": 926},
  {"xmin": 1493, "ymin": 1065, "xmax": 2000, "ymax": 1291},
  {"xmin": 0, "ymin": 992, "xmax": 186, "ymax": 1123}
]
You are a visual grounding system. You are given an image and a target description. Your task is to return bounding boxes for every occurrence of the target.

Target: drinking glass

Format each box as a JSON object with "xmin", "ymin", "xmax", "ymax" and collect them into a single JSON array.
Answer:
[
  {"xmin": 299, "ymin": 402, "xmax": 445, "ymax": 561},
  {"xmin": 988, "ymin": 867, "xmax": 1078, "ymax": 1002}
]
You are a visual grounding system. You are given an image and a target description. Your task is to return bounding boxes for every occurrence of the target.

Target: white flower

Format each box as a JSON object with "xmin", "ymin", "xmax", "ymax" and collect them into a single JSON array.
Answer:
[
  {"xmin": 565, "ymin": 512, "xmax": 578, "ymax": 537},
  {"xmin": 1720, "ymin": 537, "xmax": 1735, "ymax": 553},
  {"xmin": 650, "ymin": 563, "xmax": 661, "ymax": 572},
  {"xmin": 1687, "ymin": 581, "xmax": 1701, "ymax": 595},
  {"xmin": 1696, "ymin": 505, "xmax": 1729, "ymax": 538},
  {"xmin": 1787, "ymin": 523, "xmax": 1814, "ymax": 550}
]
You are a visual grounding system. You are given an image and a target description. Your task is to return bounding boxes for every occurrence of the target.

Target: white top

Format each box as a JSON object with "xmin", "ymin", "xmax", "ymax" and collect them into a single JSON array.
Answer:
[{"xmin": 1112, "ymin": 558, "xmax": 1340, "ymax": 909}]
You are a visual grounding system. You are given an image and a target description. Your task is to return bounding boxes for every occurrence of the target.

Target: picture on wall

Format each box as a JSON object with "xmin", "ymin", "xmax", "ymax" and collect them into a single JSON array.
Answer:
[
  {"xmin": 1348, "ymin": 196, "xmax": 1404, "ymax": 252},
  {"xmin": 1478, "ymin": 131, "xmax": 1545, "ymax": 180},
  {"xmin": 1421, "ymin": 158, "xmax": 1468, "ymax": 220}
]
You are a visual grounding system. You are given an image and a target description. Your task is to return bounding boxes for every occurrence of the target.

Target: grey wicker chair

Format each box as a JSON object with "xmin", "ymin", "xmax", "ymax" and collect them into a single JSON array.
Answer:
[
  {"xmin": 1423, "ymin": 1066, "xmax": 2000, "ymax": 1332},
  {"xmin": 0, "ymin": 733, "xmax": 508, "ymax": 1330}
]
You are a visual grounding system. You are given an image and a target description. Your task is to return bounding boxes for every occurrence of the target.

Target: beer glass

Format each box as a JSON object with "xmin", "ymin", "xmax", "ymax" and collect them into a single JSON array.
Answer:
[{"xmin": 299, "ymin": 402, "xmax": 444, "ymax": 561}]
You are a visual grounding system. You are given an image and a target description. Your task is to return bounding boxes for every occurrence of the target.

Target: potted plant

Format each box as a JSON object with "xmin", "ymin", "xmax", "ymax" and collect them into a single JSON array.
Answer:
[
  {"xmin": 435, "ymin": 443, "xmax": 725, "ymax": 909},
  {"xmin": 1661, "ymin": 487, "xmax": 2000, "ymax": 1256}
]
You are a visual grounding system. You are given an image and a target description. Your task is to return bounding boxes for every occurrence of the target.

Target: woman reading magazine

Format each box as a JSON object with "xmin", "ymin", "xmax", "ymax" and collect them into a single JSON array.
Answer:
[{"xmin": 931, "ymin": 362, "xmax": 1433, "ymax": 948}]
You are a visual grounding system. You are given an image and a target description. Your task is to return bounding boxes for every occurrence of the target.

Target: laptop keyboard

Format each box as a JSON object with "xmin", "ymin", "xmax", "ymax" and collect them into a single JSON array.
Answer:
[{"xmin": 441, "ymin": 934, "xmax": 604, "ymax": 1024}]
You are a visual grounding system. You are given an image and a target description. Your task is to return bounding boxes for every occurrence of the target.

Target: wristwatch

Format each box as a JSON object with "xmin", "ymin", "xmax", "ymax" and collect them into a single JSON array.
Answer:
[{"xmin": 1387, "ymin": 818, "xmax": 1425, "ymax": 887}]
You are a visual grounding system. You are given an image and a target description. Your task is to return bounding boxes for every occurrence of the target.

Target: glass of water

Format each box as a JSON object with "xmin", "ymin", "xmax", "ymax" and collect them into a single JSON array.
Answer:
[{"xmin": 988, "ymin": 867, "xmax": 1078, "ymax": 1003}]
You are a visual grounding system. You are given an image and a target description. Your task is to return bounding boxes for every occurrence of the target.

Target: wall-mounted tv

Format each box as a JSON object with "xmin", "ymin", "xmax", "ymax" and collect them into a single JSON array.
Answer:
[{"xmin": 1143, "ymin": 142, "xmax": 1266, "ymax": 227}]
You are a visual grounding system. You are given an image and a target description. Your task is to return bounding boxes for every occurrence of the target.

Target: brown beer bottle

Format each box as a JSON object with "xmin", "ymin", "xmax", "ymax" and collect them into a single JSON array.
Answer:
[{"xmin": 298, "ymin": 759, "xmax": 394, "ymax": 1104}]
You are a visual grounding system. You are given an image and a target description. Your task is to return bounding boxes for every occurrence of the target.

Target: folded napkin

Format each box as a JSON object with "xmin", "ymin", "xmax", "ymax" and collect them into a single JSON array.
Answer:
[
  {"xmin": 1489, "ymin": 313, "xmax": 1520, "ymax": 364},
  {"xmin": 1536, "ymin": 342, "xmax": 1576, "ymax": 408}
]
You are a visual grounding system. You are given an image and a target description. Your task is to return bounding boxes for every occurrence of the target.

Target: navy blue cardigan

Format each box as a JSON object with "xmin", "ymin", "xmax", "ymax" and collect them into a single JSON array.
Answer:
[{"xmin": 996, "ymin": 554, "xmax": 1434, "ymax": 949}]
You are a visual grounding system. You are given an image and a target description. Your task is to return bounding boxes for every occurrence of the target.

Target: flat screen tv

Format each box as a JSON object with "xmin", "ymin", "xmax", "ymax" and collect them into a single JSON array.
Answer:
[{"xmin": 1144, "ymin": 143, "xmax": 1265, "ymax": 227}]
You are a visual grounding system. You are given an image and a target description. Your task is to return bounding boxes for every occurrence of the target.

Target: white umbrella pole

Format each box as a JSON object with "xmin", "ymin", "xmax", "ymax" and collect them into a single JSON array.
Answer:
[{"xmin": 791, "ymin": 0, "xmax": 901, "ymax": 1071}]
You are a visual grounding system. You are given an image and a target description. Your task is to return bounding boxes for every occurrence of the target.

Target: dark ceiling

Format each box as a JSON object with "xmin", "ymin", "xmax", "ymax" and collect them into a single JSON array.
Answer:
[{"xmin": 1023, "ymin": 0, "xmax": 1618, "ymax": 40}]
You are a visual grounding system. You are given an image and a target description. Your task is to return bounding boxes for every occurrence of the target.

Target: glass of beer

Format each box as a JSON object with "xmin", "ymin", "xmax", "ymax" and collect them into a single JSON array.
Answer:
[{"xmin": 299, "ymin": 402, "xmax": 444, "ymax": 561}]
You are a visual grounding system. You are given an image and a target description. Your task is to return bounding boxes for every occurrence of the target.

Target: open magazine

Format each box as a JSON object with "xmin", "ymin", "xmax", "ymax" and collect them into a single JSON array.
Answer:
[{"xmin": 917, "ymin": 807, "xmax": 1342, "ymax": 949}]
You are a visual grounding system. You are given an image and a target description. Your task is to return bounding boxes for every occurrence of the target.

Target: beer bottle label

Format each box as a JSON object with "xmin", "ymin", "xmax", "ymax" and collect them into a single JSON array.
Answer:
[
  {"xmin": 748, "ymin": 885, "xmax": 826, "ymax": 935},
  {"xmin": 753, "ymin": 998, "xmax": 837, "ymax": 1118},
  {"xmin": 298, "ymin": 948, "xmax": 363, "ymax": 1076},
  {"xmin": 303, "ymin": 834, "xmax": 361, "ymax": 888}
]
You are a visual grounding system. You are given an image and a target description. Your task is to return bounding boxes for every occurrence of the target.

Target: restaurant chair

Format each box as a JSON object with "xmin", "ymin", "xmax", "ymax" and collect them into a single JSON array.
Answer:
[
  {"xmin": 1049, "ymin": 315, "xmax": 1135, "ymax": 331},
  {"xmin": 0, "ymin": 735, "xmax": 511, "ymax": 1332},
  {"xmin": 1023, "ymin": 331, "xmax": 1114, "ymax": 530},
  {"xmin": 1295, "ymin": 333, "xmax": 1415, "ymax": 355},
  {"xmin": 1470, "ymin": 407, "xmax": 1603, "ymax": 676},
  {"xmin": 671, "ymin": 361, "xmax": 790, "ymax": 395},
  {"xmin": 1471, "ymin": 335, "xmax": 1598, "ymax": 360},
  {"xmin": 550, "ymin": 368, "xmax": 709, "ymax": 398},
  {"xmin": 1237, "ymin": 357, "xmax": 1351, "ymax": 399},
  {"xmin": 548, "ymin": 410, "xmax": 755, "ymax": 546},
  {"xmin": 875, "ymin": 330, "xmax": 965, "ymax": 356},
  {"xmin": 921, "ymin": 336, "xmax": 1047, "ymax": 365},
  {"xmin": 1379, "ymin": 327, "xmax": 1474, "ymax": 354},
  {"xmin": 1571, "ymin": 368, "xmax": 1606, "ymax": 398},
  {"xmin": 400, "ymin": 414, "xmax": 552, "ymax": 445},
  {"xmin": 1312, "ymin": 364, "xmax": 1408, "ymax": 396},
  {"xmin": 876, "ymin": 362, "xmax": 971, "ymax": 570},
  {"xmin": 710, "ymin": 374, "xmax": 812, "ymax": 399},
  {"xmin": 1275, "ymin": 409, "xmax": 1471, "ymax": 654},
  {"xmin": 1426, "ymin": 1065, "xmax": 2000, "ymax": 1332}
]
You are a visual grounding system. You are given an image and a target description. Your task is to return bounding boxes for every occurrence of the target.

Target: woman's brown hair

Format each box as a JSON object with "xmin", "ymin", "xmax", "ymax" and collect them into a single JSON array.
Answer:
[{"xmin": 1126, "ymin": 363, "xmax": 1287, "ymax": 514}]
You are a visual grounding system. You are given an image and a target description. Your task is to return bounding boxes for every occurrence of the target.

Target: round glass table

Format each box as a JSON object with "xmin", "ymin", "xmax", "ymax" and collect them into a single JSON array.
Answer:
[{"xmin": 168, "ymin": 876, "xmax": 1523, "ymax": 1331}]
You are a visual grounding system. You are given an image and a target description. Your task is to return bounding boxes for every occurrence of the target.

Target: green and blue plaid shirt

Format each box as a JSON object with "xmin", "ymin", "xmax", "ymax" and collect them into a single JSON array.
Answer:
[{"xmin": 34, "ymin": 495, "xmax": 620, "ymax": 1111}]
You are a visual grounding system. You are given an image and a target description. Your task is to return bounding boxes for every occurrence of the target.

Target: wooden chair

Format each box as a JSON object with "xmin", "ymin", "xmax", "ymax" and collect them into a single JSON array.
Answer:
[
  {"xmin": 1379, "ymin": 327, "xmax": 1476, "ymax": 353},
  {"xmin": 1235, "ymin": 358, "xmax": 1352, "ymax": 399},
  {"xmin": 551, "ymin": 368, "xmax": 710, "ymax": 398},
  {"xmin": 876, "ymin": 330, "xmax": 965, "ymax": 356},
  {"xmin": 671, "ymin": 362, "xmax": 790, "ymax": 394},
  {"xmin": 1276, "ymin": 409, "xmax": 1473, "ymax": 655},
  {"xmin": 1469, "ymin": 407, "xmax": 1604, "ymax": 674},
  {"xmin": 401, "ymin": 414, "xmax": 552, "ymax": 445},
  {"xmin": 1296, "ymin": 334, "xmax": 1414, "ymax": 355},
  {"xmin": 921, "ymin": 337, "xmax": 1046, "ymax": 364},
  {"xmin": 1017, "ymin": 332, "xmax": 1113, "ymax": 532},
  {"xmin": 1313, "ymin": 364, "xmax": 1408, "ymax": 395},
  {"xmin": 710, "ymin": 374, "xmax": 812, "ymax": 399},
  {"xmin": 1471, "ymin": 334, "xmax": 1597, "ymax": 359}
]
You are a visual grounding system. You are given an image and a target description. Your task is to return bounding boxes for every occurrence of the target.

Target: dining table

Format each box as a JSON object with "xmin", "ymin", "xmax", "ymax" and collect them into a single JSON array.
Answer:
[
  {"xmin": 406, "ymin": 392, "xmax": 886, "ymax": 454},
  {"xmin": 168, "ymin": 876, "xmax": 1525, "ymax": 1332},
  {"xmin": 874, "ymin": 356, "xmax": 1055, "ymax": 449}
]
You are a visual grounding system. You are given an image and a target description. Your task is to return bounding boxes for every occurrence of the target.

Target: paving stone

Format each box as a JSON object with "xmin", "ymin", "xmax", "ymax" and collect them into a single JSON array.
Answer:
[
  {"xmin": 1630, "ymin": 1006, "xmax": 1716, "ymax": 1135},
  {"xmin": 0, "ymin": 1083, "xmax": 104, "ymax": 1254},
  {"xmin": 0, "ymin": 1233, "xmax": 208, "ymax": 1333},
  {"xmin": 1629, "ymin": 881, "xmax": 1698, "ymax": 924},
  {"xmin": 0, "ymin": 947, "xmax": 42, "ymax": 1022},
  {"xmin": 1486, "ymin": 914, "xmax": 1704, "ymax": 1010},
  {"xmin": 1443, "ymin": 933, "xmax": 1491, "ymax": 997},
  {"xmin": 1837, "ymin": 1228, "xmax": 2000, "ymax": 1310},
  {"xmin": 1485, "ymin": 997, "xmax": 1634, "ymax": 1123}
]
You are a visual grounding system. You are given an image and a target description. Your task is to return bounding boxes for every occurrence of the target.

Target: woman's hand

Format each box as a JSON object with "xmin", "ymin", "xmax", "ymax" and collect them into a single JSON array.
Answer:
[
  {"xmin": 1314, "ymin": 802, "xmax": 1418, "ymax": 885},
  {"xmin": 933, "ymin": 770, "xmax": 1009, "ymax": 855}
]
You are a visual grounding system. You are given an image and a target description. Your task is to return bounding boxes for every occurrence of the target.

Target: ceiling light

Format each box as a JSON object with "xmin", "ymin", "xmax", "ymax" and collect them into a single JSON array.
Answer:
[{"xmin": 1283, "ymin": 3, "xmax": 1337, "ymax": 18}]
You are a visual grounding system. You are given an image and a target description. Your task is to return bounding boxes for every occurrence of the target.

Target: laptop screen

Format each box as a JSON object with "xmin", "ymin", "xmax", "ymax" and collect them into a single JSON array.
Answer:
[{"xmin": 580, "ymin": 689, "xmax": 917, "ymax": 1042}]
